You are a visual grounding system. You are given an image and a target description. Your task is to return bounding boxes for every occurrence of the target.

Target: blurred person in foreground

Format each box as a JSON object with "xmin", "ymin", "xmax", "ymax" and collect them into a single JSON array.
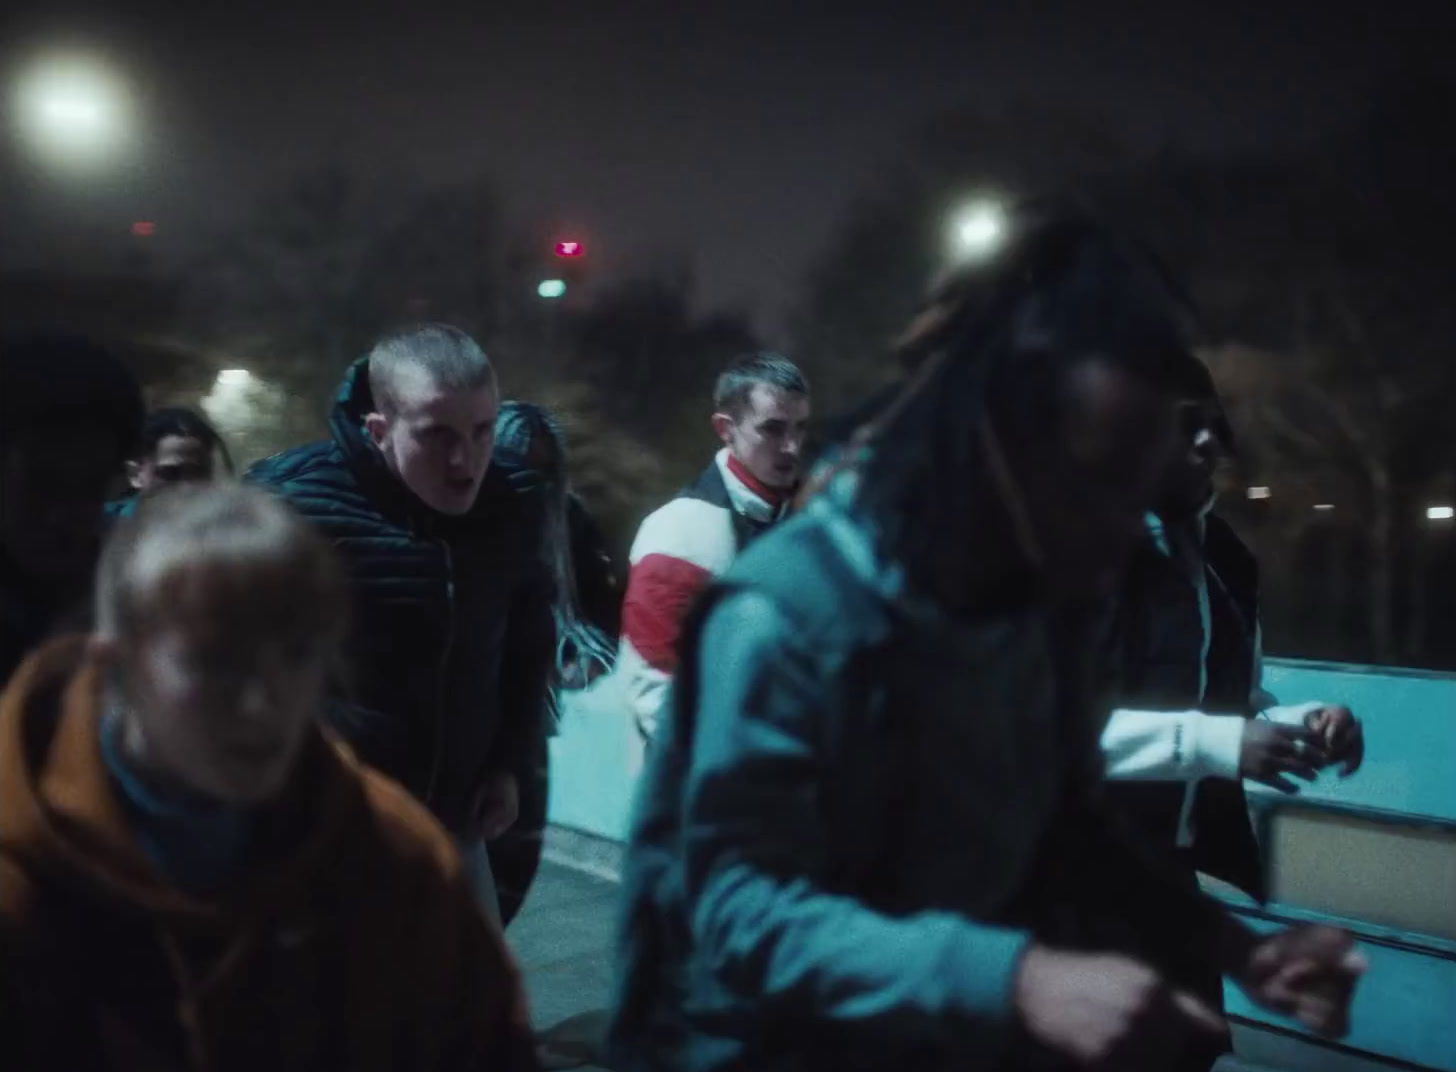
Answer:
[
  {"xmin": 107, "ymin": 406, "xmax": 233, "ymax": 519},
  {"xmin": 606, "ymin": 203, "xmax": 1364, "ymax": 1072},
  {"xmin": 1, "ymin": 331, "xmax": 144, "ymax": 685},
  {"xmin": 1096, "ymin": 368, "xmax": 1365, "ymax": 1070},
  {"xmin": 249, "ymin": 324, "xmax": 555, "ymax": 924},
  {"xmin": 618, "ymin": 351, "xmax": 811, "ymax": 743},
  {"xmin": 0, "ymin": 483, "xmax": 536, "ymax": 1071},
  {"xmin": 489, "ymin": 399, "xmax": 622, "ymax": 926}
]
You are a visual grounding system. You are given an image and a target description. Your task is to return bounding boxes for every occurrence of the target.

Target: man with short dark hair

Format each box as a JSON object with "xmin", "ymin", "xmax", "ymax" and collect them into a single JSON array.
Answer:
[
  {"xmin": 1095, "ymin": 382, "xmax": 1366, "ymax": 1070},
  {"xmin": 0, "ymin": 331, "xmax": 144, "ymax": 685},
  {"xmin": 249, "ymin": 323, "xmax": 555, "ymax": 923},
  {"xmin": 618, "ymin": 351, "xmax": 810, "ymax": 742},
  {"xmin": 106, "ymin": 407, "xmax": 232, "ymax": 521}
]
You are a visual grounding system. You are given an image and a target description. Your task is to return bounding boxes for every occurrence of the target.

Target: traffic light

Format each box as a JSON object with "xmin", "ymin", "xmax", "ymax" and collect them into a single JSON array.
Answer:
[{"xmin": 554, "ymin": 240, "xmax": 584, "ymax": 258}]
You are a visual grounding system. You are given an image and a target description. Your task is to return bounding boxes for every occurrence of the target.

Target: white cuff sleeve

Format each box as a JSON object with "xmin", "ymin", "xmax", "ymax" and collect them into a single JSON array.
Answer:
[{"xmin": 1101, "ymin": 709, "xmax": 1247, "ymax": 782}]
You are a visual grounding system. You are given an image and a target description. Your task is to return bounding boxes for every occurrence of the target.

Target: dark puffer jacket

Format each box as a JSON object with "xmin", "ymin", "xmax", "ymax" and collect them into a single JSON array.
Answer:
[{"xmin": 248, "ymin": 360, "xmax": 555, "ymax": 835}]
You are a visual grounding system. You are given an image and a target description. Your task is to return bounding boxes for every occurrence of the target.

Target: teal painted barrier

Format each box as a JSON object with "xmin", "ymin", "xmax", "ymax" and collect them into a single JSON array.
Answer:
[
  {"xmin": 547, "ymin": 672, "xmax": 644, "ymax": 842},
  {"xmin": 550, "ymin": 658, "xmax": 1456, "ymax": 840},
  {"xmin": 1257, "ymin": 659, "xmax": 1456, "ymax": 821}
]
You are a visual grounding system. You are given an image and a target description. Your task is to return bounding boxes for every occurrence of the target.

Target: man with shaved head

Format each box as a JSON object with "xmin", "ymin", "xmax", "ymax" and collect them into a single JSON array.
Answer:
[{"xmin": 250, "ymin": 324, "xmax": 555, "ymax": 924}]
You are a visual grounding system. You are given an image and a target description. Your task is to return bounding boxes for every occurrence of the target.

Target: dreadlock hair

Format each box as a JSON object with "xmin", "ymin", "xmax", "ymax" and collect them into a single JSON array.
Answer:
[
  {"xmin": 494, "ymin": 401, "xmax": 615, "ymax": 704},
  {"xmin": 841, "ymin": 198, "xmax": 1213, "ymax": 607},
  {"xmin": 135, "ymin": 406, "xmax": 236, "ymax": 475}
]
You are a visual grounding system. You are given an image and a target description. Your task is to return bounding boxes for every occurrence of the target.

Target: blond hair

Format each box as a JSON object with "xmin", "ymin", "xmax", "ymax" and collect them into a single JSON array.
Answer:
[
  {"xmin": 367, "ymin": 323, "xmax": 496, "ymax": 416},
  {"xmin": 96, "ymin": 482, "xmax": 349, "ymax": 652}
]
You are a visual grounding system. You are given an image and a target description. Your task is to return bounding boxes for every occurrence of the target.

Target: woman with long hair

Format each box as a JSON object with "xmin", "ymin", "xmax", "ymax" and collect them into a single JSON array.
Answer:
[{"xmin": 489, "ymin": 400, "xmax": 622, "ymax": 926}]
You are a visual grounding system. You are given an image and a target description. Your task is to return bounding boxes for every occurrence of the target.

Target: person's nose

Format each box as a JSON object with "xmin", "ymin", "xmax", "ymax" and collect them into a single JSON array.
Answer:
[{"xmin": 447, "ymin": 438, "xmax": 471, "ymax": 471}]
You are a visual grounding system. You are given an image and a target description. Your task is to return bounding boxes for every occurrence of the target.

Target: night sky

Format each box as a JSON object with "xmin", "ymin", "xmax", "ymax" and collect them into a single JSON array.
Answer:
[{"xmin": 1, "ymin": 0, "xmax": 1447, "ymax": 337}]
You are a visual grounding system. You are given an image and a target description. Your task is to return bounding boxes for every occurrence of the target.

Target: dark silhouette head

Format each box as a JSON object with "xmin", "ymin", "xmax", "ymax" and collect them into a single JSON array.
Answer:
[{"xmin": 844, "ymin": 200, "xmax": 1212, "ymax": 607}]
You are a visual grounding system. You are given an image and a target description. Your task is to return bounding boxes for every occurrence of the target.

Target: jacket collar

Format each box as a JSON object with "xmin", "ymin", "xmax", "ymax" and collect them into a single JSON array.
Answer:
[{"xmin": 713, "ymin": 449, "xmax": 786, "ymax": 525}]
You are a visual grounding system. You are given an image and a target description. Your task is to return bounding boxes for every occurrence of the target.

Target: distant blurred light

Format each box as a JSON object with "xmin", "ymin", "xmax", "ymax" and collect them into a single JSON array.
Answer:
[
  {"xmin": 217, "ymin": 369, "xmax": 252, "ymax": 386},
  {"xmin": 131, "ymin": 220, "xmax": 155, "ymax": 237},
  {"xmin": 948, "ymin": 201, "xmax": 1006, "ymax": 262},
  {"xmin": 554, "ymin": 240, "xmax": 584, "ymax": 258},
  {"xmin": 1247, "ymin": 486, "xmax": 1272, "ymax": 500},
  {"xmin": 42, "ymin": 98, "xmax": 102, "ymax": 126},
  {"xmin": 537, "ymin": 279, "xmax": 567, "ymax": 299},
  {"xmin": 14, "ymin": 53, "xmax": 130, "ymax": 168},
  {"xmin": 1428, "ymin": 505, "xmax": 1455, "ymax": 521},
  {"xmin": 1313, "ymin": 503, "xmax": 1335, "ymax": 512}
]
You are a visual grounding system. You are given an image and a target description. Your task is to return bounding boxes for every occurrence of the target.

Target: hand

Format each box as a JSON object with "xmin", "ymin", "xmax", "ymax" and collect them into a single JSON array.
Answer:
[
  {"xmin": 1303, "ymin": 705, "xmax": 1364, "ymax": 776},
  {"xmin": 470, "ymin": 771, "xmax": 520, "ymax": 842},
  {"xmin": 1237, "ymin": 925, "xmax": 1366, "ymax": 1037},
  {"xmin": 1240, "ymin": 721, "xmax": 1329, "ymax": 793},
  {"xmin": 1014, "ymin": 946, "xmax": 1226, "ymax": 1069}
]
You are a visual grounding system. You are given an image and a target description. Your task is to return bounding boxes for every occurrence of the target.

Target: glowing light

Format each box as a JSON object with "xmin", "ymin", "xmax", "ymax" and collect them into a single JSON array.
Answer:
[
  {"xmin": 216, "ymin": 369, "xmax": 252, "ymax": 386},
  {"xmin": 1428, "ymin": 506, "xmax": 1455, "ymax": 521},
  {"xmin": 537, "ymin": 279, "xmax": 567, "ymax": 299},
  {"xmin": 13, "ymin": 53, "xmax": 131, "ymax": 168},
  {"xmin": 554, "ymin": 240, "xmax": 584, "ymax": 258},
  {"xmin": 131, "ymin": 220, "xmax": 155, "ymax": 237},
  {"xmin": 948, "ymin": 201, "xmax": 1006, "ymax": 262},
  {"xmin": 1247, "ymin": 486, "xmax": 1272, "ymax": 500},
  {"xmin": 1314, "ymin": 503, "xmax": 1335, "ymax": 512}
]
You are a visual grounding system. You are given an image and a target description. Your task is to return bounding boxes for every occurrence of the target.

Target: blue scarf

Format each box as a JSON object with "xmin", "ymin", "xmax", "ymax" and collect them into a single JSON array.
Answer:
[{"xmin": 99, "ymin": 710, "xmax": 258, "ymax": 896}]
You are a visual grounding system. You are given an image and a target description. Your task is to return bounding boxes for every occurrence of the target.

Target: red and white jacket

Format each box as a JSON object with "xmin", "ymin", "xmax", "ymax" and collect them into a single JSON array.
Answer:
[{"xmin": 618, "ymin": 449, "xmax": 788, "ymax": 740}]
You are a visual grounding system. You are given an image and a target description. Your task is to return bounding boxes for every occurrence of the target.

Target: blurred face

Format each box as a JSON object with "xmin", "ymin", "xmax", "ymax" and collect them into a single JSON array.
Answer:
[
  {"xmin": 366, "ymin": 372, "xmax": 498, "ymax": 516},
  {"xmin": 1000, "ymin": 359, "xmax": 1183, "ymax": 599},
  {"xmin": 102, "ymin": 619, "xmax": 329, "ymax": 806},
  {"xmin": 0, "ymin": 428, "xmax": 120, "ymax": 586},
  {"xmin": 713, "ymin": 384, "xmax": 811, "ymax": 491},
  {"xmin": 1155, "ymin": 398, "xmax": 1228, "ymax": 520},
  {"xmin": 129, "ymin": 435, "xmax": 215, "ymax": 495}
]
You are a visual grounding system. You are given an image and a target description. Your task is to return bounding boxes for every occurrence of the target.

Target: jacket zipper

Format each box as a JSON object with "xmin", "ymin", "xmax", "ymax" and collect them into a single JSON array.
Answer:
[{"xmin": 423, "ymin": 537, "xmax": 456, "ymax": 808}]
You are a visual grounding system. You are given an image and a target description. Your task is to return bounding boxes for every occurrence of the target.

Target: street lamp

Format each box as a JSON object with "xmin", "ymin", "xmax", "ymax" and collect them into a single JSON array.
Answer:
[
  {"xmin": 947, "ymin": 200, "xmax": 1007, "ymax": 263},
  {"xmin": 12, "ymin": 53, "xmax": 130, "ymax": 169}
]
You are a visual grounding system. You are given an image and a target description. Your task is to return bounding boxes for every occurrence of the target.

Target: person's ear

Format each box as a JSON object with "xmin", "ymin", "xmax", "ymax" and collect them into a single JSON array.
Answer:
[
  {"xmin": 125, "ymin": 460, "xmax": 144, "ymax": 491},
  {"xmin": 363, "ymin": 412, "xmax": 389, "ymax": 449},
  {"xmin": 711, "ymin": 412, "xmax": 735, "ymax": 446}
]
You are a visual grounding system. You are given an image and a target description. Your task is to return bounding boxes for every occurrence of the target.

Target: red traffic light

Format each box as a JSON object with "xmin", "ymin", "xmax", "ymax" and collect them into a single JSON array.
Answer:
[
  {"xmin": 554, "ymin": 240, "xmax": 584, "ymax": 258},
  {"xmin": 131, "ymin": 221, "xmax": 156, "ymax": 237}
]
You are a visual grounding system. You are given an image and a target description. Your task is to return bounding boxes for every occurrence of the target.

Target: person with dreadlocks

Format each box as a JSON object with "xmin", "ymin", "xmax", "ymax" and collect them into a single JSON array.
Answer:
[
  {"xmin": 489, "ymin": 400, "xmax": 622, "ymax": 926},
  {"xmin": 605, "ymin": 203, "xmax": 1364, "ymax": 1072}
]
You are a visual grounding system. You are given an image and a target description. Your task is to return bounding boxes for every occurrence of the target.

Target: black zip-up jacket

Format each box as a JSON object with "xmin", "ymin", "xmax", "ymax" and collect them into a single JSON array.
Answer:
[{"xmin": 248, "ymin": 360, "xmax": 555, "ymax": 835}]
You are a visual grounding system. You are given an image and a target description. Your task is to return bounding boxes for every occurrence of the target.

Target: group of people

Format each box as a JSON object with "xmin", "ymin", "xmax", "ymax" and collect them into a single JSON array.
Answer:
[{"xmin": 0, "ymin": 200, "xmax": 1370, "ymax": 1072}]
